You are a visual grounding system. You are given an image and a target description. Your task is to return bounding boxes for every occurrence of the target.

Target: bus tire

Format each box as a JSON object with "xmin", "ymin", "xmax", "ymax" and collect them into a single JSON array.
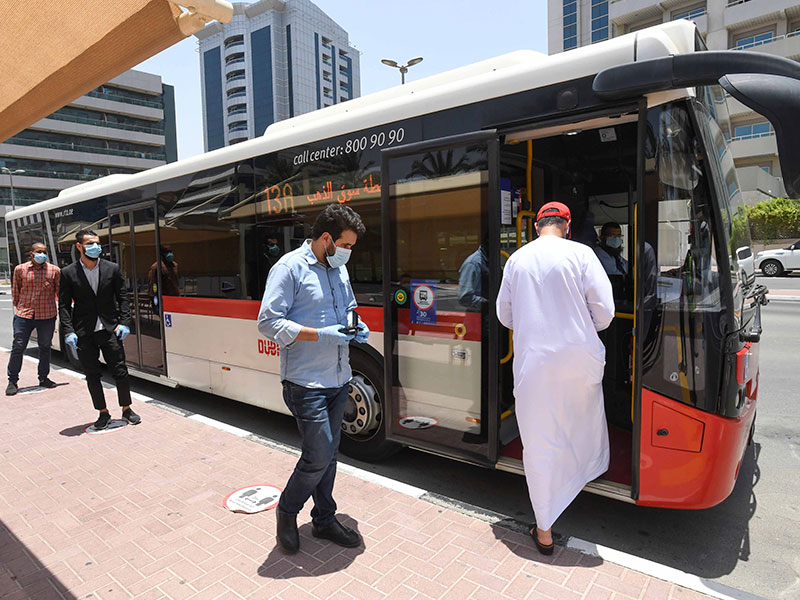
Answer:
[
  {"xmin": 339, "ymin": 348, "xmax": 402, "ymax": 462},
  {"xmin": 761, "ymin": 259, "xmax": 784, "ymax": 277}
]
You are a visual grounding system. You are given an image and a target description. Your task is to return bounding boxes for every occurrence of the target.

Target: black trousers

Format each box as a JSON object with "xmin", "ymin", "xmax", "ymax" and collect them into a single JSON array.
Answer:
[{"xmin": 76, "ymin": 329, "xmax": 131, "ymax": 411}]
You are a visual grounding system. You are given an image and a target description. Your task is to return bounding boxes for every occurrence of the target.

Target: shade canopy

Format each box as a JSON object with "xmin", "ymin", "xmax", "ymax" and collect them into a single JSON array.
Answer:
[{"xmin": 0, "ymin": 1, "xmax": 231, "ymax": 143}]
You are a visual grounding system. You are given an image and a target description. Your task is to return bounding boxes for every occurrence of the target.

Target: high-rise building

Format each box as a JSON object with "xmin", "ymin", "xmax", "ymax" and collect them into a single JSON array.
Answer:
[
  {"xmin": 0, "ymin": 68, "xmax": 177, "ymax": 275},
  {"xmin": 195, "ymin": 0, "xmax": 361, "ymax": 151},
  {"xmin": 547, "ymin": 0, "xmax": 800, "ymax": 202}
]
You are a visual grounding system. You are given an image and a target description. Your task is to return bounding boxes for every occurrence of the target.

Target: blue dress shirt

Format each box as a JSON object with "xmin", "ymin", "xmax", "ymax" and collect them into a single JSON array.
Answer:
[{"xmin": 257, "ymin": 240, "xmax": 358, "ymax": 389}]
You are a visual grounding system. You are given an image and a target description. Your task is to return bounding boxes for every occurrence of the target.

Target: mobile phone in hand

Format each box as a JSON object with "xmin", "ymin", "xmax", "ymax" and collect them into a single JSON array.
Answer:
[{"xmin": 339, "ymin": 311, "xmax": 359, "ymax": 335}]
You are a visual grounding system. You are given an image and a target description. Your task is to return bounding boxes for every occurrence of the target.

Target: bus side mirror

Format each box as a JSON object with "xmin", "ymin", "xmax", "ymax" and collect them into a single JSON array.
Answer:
[
  {"xmin": 736, "ymin": 247, "xmax": 755, "ymax": 286},
  {"xmin": 720, "ymin": 73, "xmax": 800, "ymax": 199}
]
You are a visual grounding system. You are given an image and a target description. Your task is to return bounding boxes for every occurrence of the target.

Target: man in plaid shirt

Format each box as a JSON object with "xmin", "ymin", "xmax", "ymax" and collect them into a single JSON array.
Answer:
[{"xmin": 6, "ymin": 242, "xmax": 61, "ymax": 395}]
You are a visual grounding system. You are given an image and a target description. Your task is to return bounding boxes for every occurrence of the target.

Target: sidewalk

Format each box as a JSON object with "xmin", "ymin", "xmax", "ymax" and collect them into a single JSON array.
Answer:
[{"xmin": 0, "ymin": 352, "xmax": 718, "ymax": 600}]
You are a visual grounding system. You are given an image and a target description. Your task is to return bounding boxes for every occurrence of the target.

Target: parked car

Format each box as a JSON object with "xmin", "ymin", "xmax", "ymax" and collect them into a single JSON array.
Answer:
[{"xmin": 755, "ymin": 240, "xmax": 800, "ymax": 276}]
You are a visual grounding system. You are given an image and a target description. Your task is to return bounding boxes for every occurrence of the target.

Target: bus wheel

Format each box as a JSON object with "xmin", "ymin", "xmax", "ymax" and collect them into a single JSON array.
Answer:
[
  {"xmin": 761, "ymin": 259, "xmax": 784, "ymax": 277},
  {"xmin": 339, "ymin": 350, "xmax": 402, "ymax": 462}
]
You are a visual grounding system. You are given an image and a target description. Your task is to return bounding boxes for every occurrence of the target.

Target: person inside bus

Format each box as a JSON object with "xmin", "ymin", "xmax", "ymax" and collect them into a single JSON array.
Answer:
[
  {"xmin": 147, "ymin": 246, "xmax": 180, "ymax": 313},
  {"xmin": 594, "ymin": 222, "xmax": 628, "ymax": 276},
  {"xmin": 257, "ymin": 204, "xmax": 369, "ymax": 555},
  {"xmin": 496, "ymin": 202, "xmax": 614, "ymax": 555},
  {"xmin": 457, "ymin": 242, "xmax": 488, "ymax": 311},
  {"xmin": 58, "ymin": 230, "xmax": 141, "ymax": 430},
  {"xmin": 6, "ymin": 242, "xmax": 61, "ymax": 395}
]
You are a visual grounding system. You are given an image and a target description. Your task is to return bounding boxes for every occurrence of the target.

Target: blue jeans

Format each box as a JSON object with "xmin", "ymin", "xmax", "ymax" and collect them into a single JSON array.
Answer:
[
  {"xmin": 7, "ymin": 315, "xmax": 56, "ymax": 383},
  {"xmin": 278, "ymin": 381, "xmax": 349, "ymax": 526}
]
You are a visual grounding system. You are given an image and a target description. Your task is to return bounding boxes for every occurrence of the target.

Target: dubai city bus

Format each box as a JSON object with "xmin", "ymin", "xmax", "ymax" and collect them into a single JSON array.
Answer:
[{"xmin": 7, "ymin": 20, "xmax": 796, "ymax": 509}]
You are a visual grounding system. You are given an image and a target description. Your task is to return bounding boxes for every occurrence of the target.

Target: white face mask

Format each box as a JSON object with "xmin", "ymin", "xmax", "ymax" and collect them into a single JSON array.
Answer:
[{"xmin": 325, "ymin": 236, "xmax": 351, "ymax": 268}]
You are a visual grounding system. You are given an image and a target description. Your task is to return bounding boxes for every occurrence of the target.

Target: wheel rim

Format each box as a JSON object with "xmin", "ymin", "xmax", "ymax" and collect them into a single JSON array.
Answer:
[
  {"xmin": 342, "ymin": 372, "xmax": 381, "ymax": 439},
  {"xmin": 763, "ymin": 262, "xmax": 778, "ymax": 276}
]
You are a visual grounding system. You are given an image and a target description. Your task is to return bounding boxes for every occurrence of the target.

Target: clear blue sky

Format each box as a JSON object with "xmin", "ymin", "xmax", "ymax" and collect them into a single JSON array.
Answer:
[{"xmin": 136, "ymin": 1, "xmax": 549, "ymax": 160}]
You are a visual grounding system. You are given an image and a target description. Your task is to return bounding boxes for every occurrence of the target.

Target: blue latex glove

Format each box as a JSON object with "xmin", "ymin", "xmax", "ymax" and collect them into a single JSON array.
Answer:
[
  {"xmin": 65, "ymin": 333, "xmax": 78, "ymax": 349},
  {"xmin": 355, "ymin": 321, "xmax": 370, "ymax": 344},
  {"xmin": 115, "ymin": 325, "xmax": 130, "ymax": 340},
  {"xmin": 317, "ymin": 324, "xmax": 354, "ymax": 346}
]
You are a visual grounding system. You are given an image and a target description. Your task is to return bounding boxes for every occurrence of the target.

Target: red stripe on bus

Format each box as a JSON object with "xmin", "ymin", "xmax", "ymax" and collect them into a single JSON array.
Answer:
[
  {"xmin": 162, "ymin": 296, "xmax": 260, "ymax": 320},
  {"xmin": 161, "ymin": 297, "xmax": 482, "ymax": 341}
]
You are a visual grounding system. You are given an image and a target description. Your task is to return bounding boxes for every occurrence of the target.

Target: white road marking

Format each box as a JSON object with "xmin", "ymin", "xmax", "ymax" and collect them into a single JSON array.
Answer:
[{"xmin": 0, "ymin": 346, "xmax": 760, "ymax": 599}]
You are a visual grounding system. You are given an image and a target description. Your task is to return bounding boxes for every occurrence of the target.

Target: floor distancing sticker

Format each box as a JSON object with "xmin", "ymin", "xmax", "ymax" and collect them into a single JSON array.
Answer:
[
  {"xmin": 84, "ymin": 420, "xmax": 128, "ymax": 435},
  {"xmin": 223, "ymin": 485, "xmax": 282, "ymax": 513},
  {"xmin": 399, "ymin": 416, "xmax": 438, "ymax": 430}
]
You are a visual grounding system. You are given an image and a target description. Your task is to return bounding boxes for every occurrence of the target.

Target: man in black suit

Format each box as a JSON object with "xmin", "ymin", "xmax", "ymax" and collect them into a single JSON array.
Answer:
[{"xmin": 58, "ymin": 230, "xmax": 141, "ymax": 430}]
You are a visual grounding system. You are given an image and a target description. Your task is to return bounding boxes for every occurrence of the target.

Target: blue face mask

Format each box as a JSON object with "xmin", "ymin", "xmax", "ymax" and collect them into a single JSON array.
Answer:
[
  {"xmin": 33, "ymin": 252, "xmax": 47, "ymax": 264},
  {"xmin": 267, "ymin": 245, "xmax": 280, "ymax": 257},
  {"xmin": 165, "ymin": 252, "xmax": 174, "ymax": 262},
  {"xmin": 325, "ymin": 237, "xmax": 351, "ymax": 269},
  {"xmin": 605, "ymin": 236, "xmax": 623, "ymax": 249},
  {"xmin": 83, "ymin": 243, "xmax": 102, "ymax": 259}
]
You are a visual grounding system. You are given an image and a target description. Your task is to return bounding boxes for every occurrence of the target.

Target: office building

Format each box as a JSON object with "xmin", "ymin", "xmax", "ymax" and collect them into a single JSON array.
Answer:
[
  {"xmin": 547, "ymin": 0, "xmax": 800, "ymax": 201},
  {"xmin": 0, "ymin": 68, "xmax": 177, "ymax": 274},
  {"xmin": 196, "ymin": 0, "xmax": 360, "ymax": 151}
]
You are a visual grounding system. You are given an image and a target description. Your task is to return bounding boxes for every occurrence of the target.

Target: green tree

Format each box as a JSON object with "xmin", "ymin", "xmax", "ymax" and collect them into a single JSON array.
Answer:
[{"xmin": 746, "ymin": 197, "xmax": 800, "ymax": 243}]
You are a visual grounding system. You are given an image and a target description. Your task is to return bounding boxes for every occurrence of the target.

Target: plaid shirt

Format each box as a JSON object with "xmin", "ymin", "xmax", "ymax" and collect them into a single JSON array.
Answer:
[{"xmin": 12, "ymin": 261, "xmax": 60, "ymax": 320}]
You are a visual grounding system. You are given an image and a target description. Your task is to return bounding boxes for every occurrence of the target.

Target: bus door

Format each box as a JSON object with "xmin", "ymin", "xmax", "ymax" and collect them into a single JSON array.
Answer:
[
  {"xmin": 381, "ymin": 131, "xmax": 501, "ymax": 466},
  {"xmin": 107, "ymin": 203, "xmax": 166, "ymax": 375}
]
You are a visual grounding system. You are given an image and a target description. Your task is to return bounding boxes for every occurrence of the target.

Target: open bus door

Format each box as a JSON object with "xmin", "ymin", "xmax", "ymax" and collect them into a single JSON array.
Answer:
[
  {"xmin": 380, "ymin": 131, "xmax": 501, "ymax": 466},
  {"xmin": 107, "ymin": 202, "xmax": 167, "ymax": 376}
]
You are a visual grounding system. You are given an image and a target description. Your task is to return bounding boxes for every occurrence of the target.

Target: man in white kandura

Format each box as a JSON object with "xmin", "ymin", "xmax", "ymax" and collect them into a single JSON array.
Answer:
[{"xmin": 496, "ymin": 201, "xmax": 615, "ymax": 555}]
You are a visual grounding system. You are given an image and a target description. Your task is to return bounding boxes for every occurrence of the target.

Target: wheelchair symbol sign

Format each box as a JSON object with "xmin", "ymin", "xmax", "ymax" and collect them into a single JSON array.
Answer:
[{"xmin": 164, "ymin": 314, "xmax": 172, "ymax": 328}]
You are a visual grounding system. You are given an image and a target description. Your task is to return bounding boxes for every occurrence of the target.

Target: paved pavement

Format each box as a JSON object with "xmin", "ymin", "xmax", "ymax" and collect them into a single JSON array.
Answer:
[{"xmin": 0, "ymin": 352, "xmax": 723, "ymax": 600}]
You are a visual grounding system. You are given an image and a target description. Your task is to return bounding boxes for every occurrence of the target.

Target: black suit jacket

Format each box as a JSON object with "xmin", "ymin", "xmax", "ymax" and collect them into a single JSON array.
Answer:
[{"xmin": 58, "ymin": 258, "xmax": 131, "ymax": 337}]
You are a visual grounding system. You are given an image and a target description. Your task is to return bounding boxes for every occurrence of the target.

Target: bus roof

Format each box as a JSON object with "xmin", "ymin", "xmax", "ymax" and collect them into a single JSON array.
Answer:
[{"xmin": 6, "ymin": 20, "xmax": 697, "ymax": 222}]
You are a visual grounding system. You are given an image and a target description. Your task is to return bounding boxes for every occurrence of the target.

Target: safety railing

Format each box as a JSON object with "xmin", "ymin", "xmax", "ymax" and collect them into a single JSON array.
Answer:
[
  {"xmin": 86, "ymin": 90, "xmax": 163, "ymax": 110},
  {"xmin": 45, "ymin": 113, "xmax": 164, "ymax": 136},
  {"xmin": 731, "ymin": 31, "xmax": 799, "ymax": 51},
  {"xmin": 4, "ymin": 137, "xmax": 166, "ymax": 161}
]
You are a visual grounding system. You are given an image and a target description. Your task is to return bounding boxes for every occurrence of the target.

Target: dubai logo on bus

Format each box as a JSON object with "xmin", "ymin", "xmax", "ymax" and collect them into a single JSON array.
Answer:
[{"xmin": 258, "ymin": 339, "xmax": 280, "ymax": 357}]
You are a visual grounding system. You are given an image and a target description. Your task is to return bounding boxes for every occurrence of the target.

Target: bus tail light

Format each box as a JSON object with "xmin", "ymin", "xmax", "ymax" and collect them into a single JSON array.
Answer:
[{"xmin": 736, "ymin": 343, "xmax": 754, "ymax": 386}]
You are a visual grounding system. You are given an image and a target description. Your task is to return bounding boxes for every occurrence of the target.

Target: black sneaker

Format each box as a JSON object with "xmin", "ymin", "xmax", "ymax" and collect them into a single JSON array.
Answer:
[
  {"xmin": 5, "ymin": 381, "xmax": 18, "ymax": 396},
  {"xmin": 94, "ymin": 412, "xmax": 111, "ymax": 430},
  {"xmin": 38, "ymin": 378, "xmax": 58, "ymax": 389},
  {"xmin": 121, "ymin": 408, "xmax": 141, "ymax": 425}
]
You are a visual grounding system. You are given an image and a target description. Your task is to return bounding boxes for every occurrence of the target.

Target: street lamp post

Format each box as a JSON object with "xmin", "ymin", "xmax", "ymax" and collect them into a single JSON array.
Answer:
[
  {"xmin": 1, "ymin": 167, "xmax": 25, "ymax": 211},
  {"xmin": 381, "ymin": 57, "xmax": 424, "ymax": 84}
]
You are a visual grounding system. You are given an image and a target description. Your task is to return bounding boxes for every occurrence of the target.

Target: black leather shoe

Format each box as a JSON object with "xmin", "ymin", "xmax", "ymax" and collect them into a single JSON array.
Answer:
[
  {"xmin": 5, "ymin": 381, "xmax": 18, "ymax": 396},
  {"xmin": 94, "ymin": 412, "xmax": 111, "ymax": 430},
  {"xmin": 312, "ymin": 518, "xmax": 362, "ymax": 548},
  {"xmin": 38, "ymin": 378, "xmax": 58, "ymax": 389},
  {"xmin": 276, "ymin": 509, "xmax": 299, "ymax": 553}
]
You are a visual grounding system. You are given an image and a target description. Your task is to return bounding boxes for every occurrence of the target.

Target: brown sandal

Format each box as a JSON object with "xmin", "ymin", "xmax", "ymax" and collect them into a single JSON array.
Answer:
[{"xmin": 529, "ymin": 522, "xmax": 554, "ymax": 556}]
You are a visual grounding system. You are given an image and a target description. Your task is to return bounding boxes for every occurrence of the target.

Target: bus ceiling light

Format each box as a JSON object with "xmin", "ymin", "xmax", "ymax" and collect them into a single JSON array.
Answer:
[
  {"xmin": 565, "ymin": 130, "xmax": 580, "ymax": 136},
  {"xmin": 169, "ymin": 0, "xmax": 234, "ymax": 35}
]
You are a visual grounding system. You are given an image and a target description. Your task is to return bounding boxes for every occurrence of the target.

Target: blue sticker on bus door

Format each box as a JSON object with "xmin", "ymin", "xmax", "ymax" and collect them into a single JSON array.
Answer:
[{"xmin": 410, "ymin": 280, "xmax": 437, "ymax": 325}]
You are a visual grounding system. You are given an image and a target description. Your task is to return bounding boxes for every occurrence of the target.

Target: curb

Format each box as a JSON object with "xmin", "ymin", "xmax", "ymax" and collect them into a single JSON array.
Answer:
[{"xmin": 5, "ymin": 348, "xmax": 764, "ymax": 600}]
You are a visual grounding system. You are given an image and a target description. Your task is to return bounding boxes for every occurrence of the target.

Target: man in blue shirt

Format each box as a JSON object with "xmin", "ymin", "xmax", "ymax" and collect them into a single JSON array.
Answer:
[{"xmin": 257, "ymin": 204, "xmax": 368, "ymax": 554}]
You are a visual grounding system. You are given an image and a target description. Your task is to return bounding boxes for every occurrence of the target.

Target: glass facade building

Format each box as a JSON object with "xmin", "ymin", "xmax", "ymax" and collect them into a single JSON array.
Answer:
[
  {"xmin": 196, "ymin": 0, "xmax": 361, "ymax": 151},
  {"xmin": 0, "ymin": 68, "xmax": 177, "ymax": 276}
]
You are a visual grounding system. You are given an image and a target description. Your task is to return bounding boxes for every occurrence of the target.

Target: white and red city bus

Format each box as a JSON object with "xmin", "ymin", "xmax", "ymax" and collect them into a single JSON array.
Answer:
[{"xmin": 8, "ymin": 20, "xmax": 796, "ymax": 508}]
